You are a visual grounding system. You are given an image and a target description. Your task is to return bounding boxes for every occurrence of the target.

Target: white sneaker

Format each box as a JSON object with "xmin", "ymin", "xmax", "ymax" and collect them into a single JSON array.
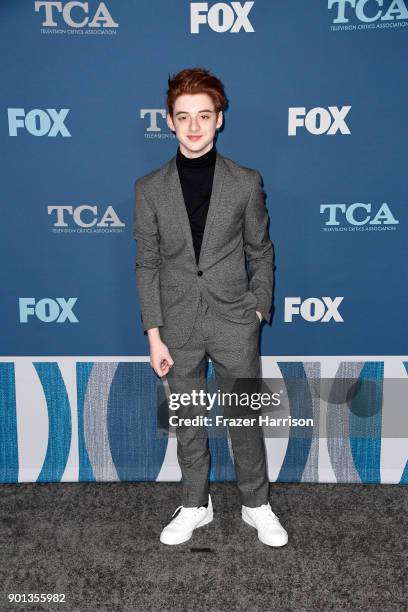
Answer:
[
  {"xmin": 242, "ymin": 502, "xmax": 288, "ymax": 547},
  {"xmin": 159, "ymin": 495, "xmax": 213, "ymax": 545}
]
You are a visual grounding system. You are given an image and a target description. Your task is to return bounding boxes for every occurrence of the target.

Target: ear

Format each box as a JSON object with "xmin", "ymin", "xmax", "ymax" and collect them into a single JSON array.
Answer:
[
  {"xmin": 166, "ymin": 112, "xmax": 175, "ymax": 132},
  {"xmin": 216, "ymin": 110, "xmax": 223, "ymax": 129}
]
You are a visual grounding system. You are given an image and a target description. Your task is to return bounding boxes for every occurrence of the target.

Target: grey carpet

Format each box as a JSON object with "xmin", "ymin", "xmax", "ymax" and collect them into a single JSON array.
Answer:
[{"xmin": 0, "ymin": 482, "xmax": 407, "ymax": 612}]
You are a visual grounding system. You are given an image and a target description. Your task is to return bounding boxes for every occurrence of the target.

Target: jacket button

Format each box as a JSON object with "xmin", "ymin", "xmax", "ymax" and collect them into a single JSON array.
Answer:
[{"xmin": 197, "ymin": 270, "xmax": 203, "ymax": 276}]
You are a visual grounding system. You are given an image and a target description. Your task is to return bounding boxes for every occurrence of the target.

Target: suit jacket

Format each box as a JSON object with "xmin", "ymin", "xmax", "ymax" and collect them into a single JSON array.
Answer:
[{"xmin": 132, "ymin": 150, "xmax": 274, "ymax": 349}]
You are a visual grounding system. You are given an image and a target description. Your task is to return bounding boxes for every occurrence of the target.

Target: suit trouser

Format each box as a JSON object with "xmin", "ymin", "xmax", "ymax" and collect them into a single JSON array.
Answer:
[{"xmin": 165, "ymin": 292, "xmax": 269, "ymax": 508}]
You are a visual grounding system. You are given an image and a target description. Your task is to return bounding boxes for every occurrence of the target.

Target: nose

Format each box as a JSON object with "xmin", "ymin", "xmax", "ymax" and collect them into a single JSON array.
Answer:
[{"xmin": 189, "ymin": 116, "xmax": 200, "ymax": 131}]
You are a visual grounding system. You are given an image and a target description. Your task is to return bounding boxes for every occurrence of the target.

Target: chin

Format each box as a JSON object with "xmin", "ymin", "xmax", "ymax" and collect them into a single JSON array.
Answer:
[{"xmin": 182, "ymin": 138, "xmax": 212, "ymax": 151}]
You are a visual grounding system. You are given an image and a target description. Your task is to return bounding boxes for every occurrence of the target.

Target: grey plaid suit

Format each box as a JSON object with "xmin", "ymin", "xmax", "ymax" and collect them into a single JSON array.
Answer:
[{"xmin": 133, "ymin": 150, "xmax": 274, "ymax": 507}]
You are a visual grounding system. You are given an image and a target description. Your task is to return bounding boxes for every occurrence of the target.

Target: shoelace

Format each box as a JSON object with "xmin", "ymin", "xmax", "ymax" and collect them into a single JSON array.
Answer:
[
  {"xmin": 256, "ymin": 504, "xmax": 281, "ymax": 524},
  {"xmin": 171, "ymin": 505, "xmax": 184, "ymax": 518},
  {"xmin": 170, "ymin": 505, "xmax": 204, "ymax": 525}
]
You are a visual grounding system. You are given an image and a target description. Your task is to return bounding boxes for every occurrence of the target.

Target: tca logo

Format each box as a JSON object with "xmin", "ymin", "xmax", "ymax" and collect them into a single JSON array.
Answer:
[
  {"xmin": 190, "ymin": 1, "xmax": 255, "ymax": 33},
  {"xmin": 8, "ymin": 109, "xmax": 70, "ymax": 137},
  {"xmin": 321, "ymin": 203, "xmax": 399, "ymax": 227},
  {"xmin": 285, "ymin": 297, "xmax": 344, "ymax": 323},
  {"xmin": 328, "ymin": 0, "xmax": 408, "ymax": 24},
  {"xmin": 48, "ymin": 206, "xmax": 125, "ymax": 228},
  {"xmin": 19, "ymin": 298, "xmax": 78, "ymax": 323},
  {"xmin": 140, "ymin": 109, "xmax": 167, "ymax": 132},
  {"xmin": 288, "ymin": 106, "xmax": 351, "ymax": 136},
  {"xmin": 34, "ymin": 1, "xmax": 118, "ymax": 28}
]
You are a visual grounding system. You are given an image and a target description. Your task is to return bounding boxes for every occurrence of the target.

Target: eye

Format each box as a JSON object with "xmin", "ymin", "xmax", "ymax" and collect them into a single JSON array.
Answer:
[{"xmin": 201, "ymin": 115, "xmax": 210, "ymax": 119}]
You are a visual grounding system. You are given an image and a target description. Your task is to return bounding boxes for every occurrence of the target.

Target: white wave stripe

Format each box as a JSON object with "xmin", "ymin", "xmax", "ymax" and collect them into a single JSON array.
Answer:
[
  {"xmin": 381, "ymin": 358, "xmax": 408, "ymax": 483},
  {"xmin": 156, "ymin": 377, "xmax": 181, "ymax": 481},
  {"xmin": 84, "ymin": 362, "xmax": 119, "ymax": 481},
  {"xmin": 59, "ymin": 359, "xmax": 79, "ymax": 482},
  {"xmin": 261, "ymin": 358, "xmax": 289, "ymax": 482},
  {"xmin": 15, "ymin": 359, "xmax": 49, "ymax": 482}
]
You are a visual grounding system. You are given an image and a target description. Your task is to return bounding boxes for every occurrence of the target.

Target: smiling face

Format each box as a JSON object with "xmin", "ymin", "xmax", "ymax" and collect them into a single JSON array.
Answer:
[{"xmin": 166, "ymin": 92, "xmax": 223, "ymax": 158}]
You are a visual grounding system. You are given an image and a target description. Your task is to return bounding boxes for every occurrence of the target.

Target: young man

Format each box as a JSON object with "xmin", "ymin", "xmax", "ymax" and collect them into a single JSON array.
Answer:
[{"xmin": 133, "ymin": 67, "xmax": 288, "ymax": 547}]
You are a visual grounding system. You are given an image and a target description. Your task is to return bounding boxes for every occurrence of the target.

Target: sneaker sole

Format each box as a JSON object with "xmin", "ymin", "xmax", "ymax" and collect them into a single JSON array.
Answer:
[
  {"xmin": 160, "ymin": 511, "xmax": 214, "ymax": 546},
  {"xmin": 242, "ymin": 513, "xmax": 288, "ymax": 547}
]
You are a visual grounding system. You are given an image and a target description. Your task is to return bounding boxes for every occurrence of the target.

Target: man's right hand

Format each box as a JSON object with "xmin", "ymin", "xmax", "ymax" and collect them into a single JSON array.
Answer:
[{"xmin": 147, "ymin": 328, "xmax": 174, "ymax": 377}]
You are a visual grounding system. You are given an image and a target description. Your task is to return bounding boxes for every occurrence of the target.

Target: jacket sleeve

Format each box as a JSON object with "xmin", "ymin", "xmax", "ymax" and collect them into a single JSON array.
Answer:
[
  {"xmin": 242, "ymin": 170, "xmax": 274, "ymax": 324},
  {"xmin": 133, "ymin": 178, "xmax": 163, "ymax": 333}
]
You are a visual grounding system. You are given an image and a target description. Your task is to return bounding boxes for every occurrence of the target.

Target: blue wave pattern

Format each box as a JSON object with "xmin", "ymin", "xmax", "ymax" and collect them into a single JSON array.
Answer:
[
  {"xmin": 276, "ymin": 363, "xmax": 315, "ymax": 483},
  {"xmin": 33, "ymin": 362, "xmax": 71, "ymax": 482},
  {"xmin": 78, "ymin": 362, "xmax": 168, "ymax": 481},
  {"xmin": 76, "ymin": 362, "xmax": 95, "ymax": 482},
  {"xmin": 0, "ymin": 363, "xmax": 18, "ymax": 482},
  {"xmin": 0, "ymin": 360, "xmax": 406, "ymax": 483},
  {"xmin": 108, "ymin": 362, "xmax": 168, "ymax": 481},
  {"xmin": 349, "ymin": 362, "xmax": 383, "ymax": 484}
]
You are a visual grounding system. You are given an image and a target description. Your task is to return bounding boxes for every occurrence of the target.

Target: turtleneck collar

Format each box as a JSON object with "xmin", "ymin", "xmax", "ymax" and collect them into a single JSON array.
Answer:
[{"xmin": 176, "ymin": 143, "xmax": 217, "ymax": 168}]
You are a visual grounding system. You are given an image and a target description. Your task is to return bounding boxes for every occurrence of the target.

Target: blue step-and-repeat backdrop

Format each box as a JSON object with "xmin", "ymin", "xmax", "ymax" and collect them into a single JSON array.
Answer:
[{"xmin": 1, "ymin": 1, "xmax": 407, "ymax": 484}]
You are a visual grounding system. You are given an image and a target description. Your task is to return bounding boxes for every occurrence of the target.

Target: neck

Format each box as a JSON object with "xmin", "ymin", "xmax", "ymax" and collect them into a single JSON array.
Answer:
[
  {"xmin": 178, "ymin": 141, "xmax": 214, "ymax": 159},
  {"xmin": 176, "ymin": 143, "xmax": 217, "ymax": 168}
]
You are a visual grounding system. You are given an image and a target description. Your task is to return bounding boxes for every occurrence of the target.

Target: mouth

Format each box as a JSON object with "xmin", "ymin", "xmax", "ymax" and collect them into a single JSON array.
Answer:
[{"xmin": 187, "ymin": 135, "xmax": 202, "ymax": 141}]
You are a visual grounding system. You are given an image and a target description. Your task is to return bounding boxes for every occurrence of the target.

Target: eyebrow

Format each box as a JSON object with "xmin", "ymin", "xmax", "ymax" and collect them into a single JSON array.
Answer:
[{"xmin": 175, "ymin": 109, "xmax": 215, "ymax": 116}]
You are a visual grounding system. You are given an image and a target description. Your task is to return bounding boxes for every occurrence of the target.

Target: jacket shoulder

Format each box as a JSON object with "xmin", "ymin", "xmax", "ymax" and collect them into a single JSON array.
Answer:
[
  {"xmin": 220, "ymin": 154, "xmax": 262, "ymax": 184},
  {"xmin": 134, "ymin": 157, "xmax": 171, "ymax": 192}
]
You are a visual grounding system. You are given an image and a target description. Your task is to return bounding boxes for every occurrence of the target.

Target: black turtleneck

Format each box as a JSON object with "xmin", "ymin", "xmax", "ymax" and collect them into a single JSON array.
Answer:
[{"xmin": 176, "ymin": 144, "xmax": 217, "ymax": 265}]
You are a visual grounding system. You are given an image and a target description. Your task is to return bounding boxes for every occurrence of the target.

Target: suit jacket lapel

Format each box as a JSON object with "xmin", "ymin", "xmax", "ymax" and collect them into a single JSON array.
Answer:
[{"xmin": 168, "ymin": 151, "xmax": 226, "ymax": 266}]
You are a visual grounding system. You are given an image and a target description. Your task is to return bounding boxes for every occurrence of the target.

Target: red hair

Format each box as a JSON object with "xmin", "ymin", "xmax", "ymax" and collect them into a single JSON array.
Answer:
[{"xmin": 166, "ymin": 67, "xmax": 228, "ymax": 118}]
